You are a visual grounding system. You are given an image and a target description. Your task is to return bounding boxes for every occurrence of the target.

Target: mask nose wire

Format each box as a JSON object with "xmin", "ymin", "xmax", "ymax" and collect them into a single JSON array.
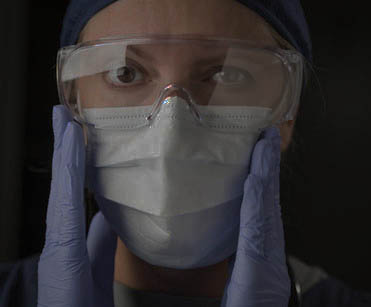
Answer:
[{"xmin": 146, "ymin": 83, "xmax": 204, "ymax": 126}]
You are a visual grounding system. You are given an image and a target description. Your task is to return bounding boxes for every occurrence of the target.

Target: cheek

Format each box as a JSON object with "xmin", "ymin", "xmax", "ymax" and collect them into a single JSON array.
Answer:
[
  {"xmin": 77, "ymin": 77, "xmax": 98, "ymax": 108},
  {"xmin": 77, "ymin": 76, "xmax": 112, "ymax": 108}
]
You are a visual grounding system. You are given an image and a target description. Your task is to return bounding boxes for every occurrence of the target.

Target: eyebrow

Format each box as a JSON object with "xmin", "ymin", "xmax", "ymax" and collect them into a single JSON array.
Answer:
[
  {"xmin": 126, "ymin": 45, "xmax": 156, "ymax": 62},
  {"xmin": 126, "ymin": 45, "xmax": 230, "ymax": 65},
  {"xmin": 125, "ymin": 45, "xmax": 254, "ymax": 68},
  {"xmin": 192, "ymin": 55, "xmax": 229, "ymax": 67}
]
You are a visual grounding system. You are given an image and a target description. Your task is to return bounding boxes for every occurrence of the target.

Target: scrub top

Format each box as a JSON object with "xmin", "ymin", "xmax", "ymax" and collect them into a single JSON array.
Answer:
[{"xmin": 1, "ymin": 253, "xmax": 371, "ymax": 307}]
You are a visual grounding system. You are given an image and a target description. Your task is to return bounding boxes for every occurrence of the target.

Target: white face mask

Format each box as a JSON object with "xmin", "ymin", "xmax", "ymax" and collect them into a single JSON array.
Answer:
[{"xmin": 83, "ymin": 97, "xmax": 271, "ymax": 268}]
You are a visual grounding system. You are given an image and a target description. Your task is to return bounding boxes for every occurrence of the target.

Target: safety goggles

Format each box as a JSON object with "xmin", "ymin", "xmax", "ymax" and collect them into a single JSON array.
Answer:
[{"xmin": 57, "ymin": 34, "xmax": 304, "ymax": 130}]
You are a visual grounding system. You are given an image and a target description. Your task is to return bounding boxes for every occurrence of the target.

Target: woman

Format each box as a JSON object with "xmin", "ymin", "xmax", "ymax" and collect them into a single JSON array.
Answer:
[{"xmin": 1, "ymin": 0, "xmax": 371, "ymax": 307}]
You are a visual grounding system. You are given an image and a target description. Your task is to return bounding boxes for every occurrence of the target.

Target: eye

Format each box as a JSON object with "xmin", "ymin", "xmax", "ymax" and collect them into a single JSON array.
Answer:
[
  {"xmin": 105, "ymin": 65, "xmax": 145, "ymax": 87},
  {"xmin": 211, "ymin": 66, "xmax": 253, "ymax": 85}
]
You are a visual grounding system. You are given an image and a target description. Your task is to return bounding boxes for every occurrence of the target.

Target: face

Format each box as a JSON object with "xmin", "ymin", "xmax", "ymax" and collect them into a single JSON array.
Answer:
[{"xmin": 79, "ymin": 0, "xmax": 295, "ymax": 150}]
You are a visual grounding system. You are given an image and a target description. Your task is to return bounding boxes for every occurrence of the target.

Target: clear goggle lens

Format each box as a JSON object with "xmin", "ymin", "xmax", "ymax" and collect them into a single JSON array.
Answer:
[{"xmin": 57, "ymin": 36, "xmax": 304, "ymax": 130}]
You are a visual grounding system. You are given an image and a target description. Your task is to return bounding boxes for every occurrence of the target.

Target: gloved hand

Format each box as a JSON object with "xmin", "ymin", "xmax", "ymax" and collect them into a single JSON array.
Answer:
[
  {"xmin": 221, "ymin": 127, "xmax": 291, "ymax": 307},
  {"xmin": 37, "ymin": 105, "xmax": 117, "ymax": 307}
]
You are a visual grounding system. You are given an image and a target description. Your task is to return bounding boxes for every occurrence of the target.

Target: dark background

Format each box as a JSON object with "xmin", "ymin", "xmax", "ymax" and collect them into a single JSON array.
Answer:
[{"xmin": 1, "ymin": 1, "xmax": 370, "ymax": 292}]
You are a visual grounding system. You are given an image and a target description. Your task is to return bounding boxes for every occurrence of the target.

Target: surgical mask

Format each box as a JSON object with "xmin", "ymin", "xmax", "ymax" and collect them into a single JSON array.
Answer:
[{"xmin": 83, "ymin": 95, "xmax": 271, "ymax": 268}]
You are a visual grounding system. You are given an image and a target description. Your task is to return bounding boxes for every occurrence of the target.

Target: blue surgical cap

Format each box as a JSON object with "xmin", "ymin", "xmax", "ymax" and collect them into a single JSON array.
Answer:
[{"xmin": 60, "ymin": 0, "xmax": 312, "ymax": 61}]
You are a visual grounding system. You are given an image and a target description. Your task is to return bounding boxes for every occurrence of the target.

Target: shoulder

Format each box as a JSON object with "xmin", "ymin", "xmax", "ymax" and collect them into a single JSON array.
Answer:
[
  {"xmin": 288, "ymin": 255, "xmax": 371, "ymax": 307},
  {"xmin": 0, "ymin": 254, "xmax": 39, "ymax": 307}
]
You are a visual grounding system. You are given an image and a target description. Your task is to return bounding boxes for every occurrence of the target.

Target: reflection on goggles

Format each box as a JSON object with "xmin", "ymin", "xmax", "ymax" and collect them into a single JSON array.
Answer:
[{"xmin": 57, "ymin": 37, "xmax": 304, "ymax": 127}]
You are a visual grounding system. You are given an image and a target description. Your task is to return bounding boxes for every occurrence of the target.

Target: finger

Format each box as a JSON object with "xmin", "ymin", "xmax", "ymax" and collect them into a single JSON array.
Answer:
[
  {"xmin": 45, "ymin": 106, "xmax": 74, "ymax": 243},
  {"xmin": 57, "ymin": 122, "xmax": 86, "ymax": 258},
  {"xmin": 249, "ymin": 126, "xmax": 280, "ymax": 177},
  {"xmin": 239, "ymin": 174, "xmax": 267, "ymax": 257},
  {"xmin": 239, "ymin": 127, "xmax": 281, "ymax": 258},
  {"xmin": 264, "ymin": 126, "xmax": 281, "ymax": 178},
  {"xmin": 260, "ymin": 126, "xmax": 280, "ymax": 144},
  {"xmin": 273, "ymin": 144, "xmax": 287, "ymax": 263},
  {"xmin": 259, "ymin": 126, "xmax": 282, "ymax": 211},
  {"xmin": 52, "ymin": 105, "xmax": 74, "ymax": 150},
  {"xmin": 262, "ymin": 127, "xmax": 287, "ymax": 261}
]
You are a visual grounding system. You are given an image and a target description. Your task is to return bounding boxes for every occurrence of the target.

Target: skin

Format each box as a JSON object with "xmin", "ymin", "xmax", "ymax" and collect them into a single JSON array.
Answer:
[{"xmin": 81, "ymin": 0, "xmax": 296, "ymax": 298}]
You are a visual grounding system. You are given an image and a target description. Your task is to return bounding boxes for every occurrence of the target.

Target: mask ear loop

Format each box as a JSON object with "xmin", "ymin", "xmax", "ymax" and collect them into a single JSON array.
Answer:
[
  {"xmin": 146, "ymin": 83, "xmax": 206, "ymax": 127},
  {"xmin": 74, "ymin": 90, "xmax": 89, "ymax": 146}
]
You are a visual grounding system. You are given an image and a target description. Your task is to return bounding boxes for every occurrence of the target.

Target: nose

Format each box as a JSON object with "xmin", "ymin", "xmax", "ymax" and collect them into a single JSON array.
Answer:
[
  {"xmin": 162, "ymin": 84, "xmax": 192, "ymax": 102},
  {"xmin": 147, "ymin": 83, "xmax": 202, "ymax": 124}
]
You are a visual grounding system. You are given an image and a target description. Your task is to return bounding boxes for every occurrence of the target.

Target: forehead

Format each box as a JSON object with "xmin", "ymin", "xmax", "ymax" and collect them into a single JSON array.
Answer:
[{"xmin": 81, "ymin": 0, "xmax": 277, "ymax": 47}]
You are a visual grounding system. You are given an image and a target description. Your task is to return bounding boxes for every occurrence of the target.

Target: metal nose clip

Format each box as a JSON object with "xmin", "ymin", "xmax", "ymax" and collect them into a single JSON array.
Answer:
[
  {"xmin": 163, "ymin": 85, "xmax": 190, "ymax": 102},
  {"xmin": 146, "ymin": 84, "xmax": 203, "ymax": 125}
]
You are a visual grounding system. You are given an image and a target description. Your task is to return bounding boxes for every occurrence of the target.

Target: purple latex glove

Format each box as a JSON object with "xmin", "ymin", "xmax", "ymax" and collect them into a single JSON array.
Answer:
[
  {"xmin": 37, "ymin": 105, "xmax": 117, "ymax": 307},
  {"xmin": 221, "ymin": 127, "xmax": 291, "ymax": 307}
]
